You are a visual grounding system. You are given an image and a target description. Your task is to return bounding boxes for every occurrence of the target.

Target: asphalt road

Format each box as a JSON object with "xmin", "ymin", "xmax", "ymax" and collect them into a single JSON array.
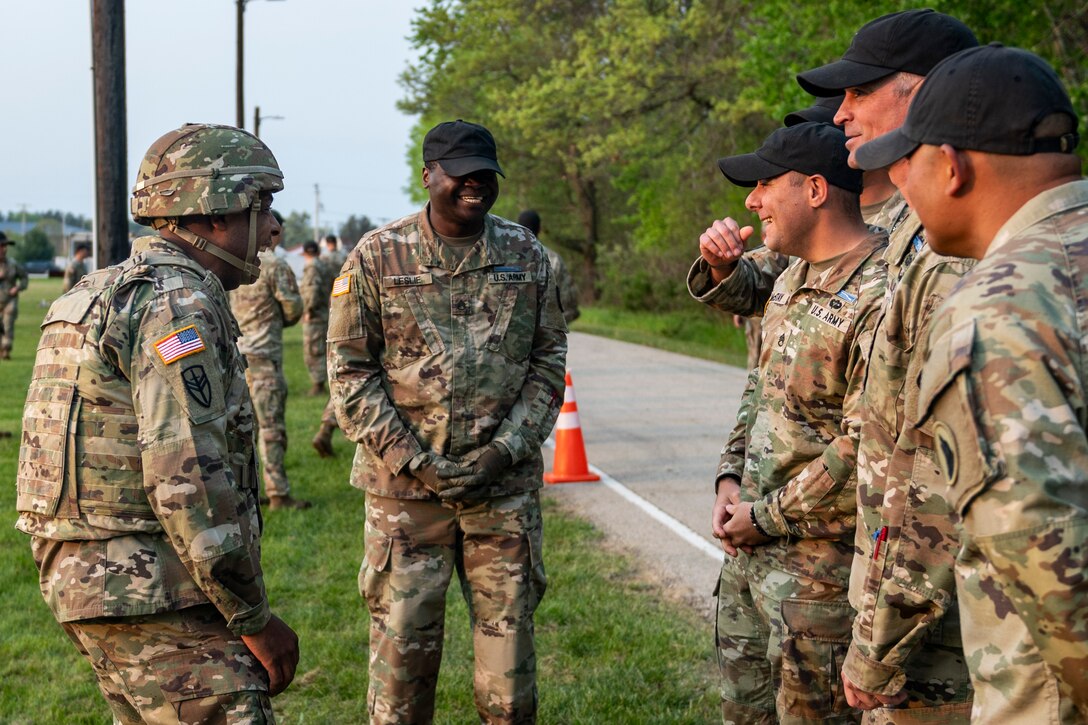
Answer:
[{"xmin": 541, "ymin": 331, "xmax": 750, "ymax": 619}]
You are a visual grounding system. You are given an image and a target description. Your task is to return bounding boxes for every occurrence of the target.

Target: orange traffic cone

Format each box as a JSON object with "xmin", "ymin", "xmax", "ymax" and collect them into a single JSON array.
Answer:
[{"xmin": 544, "ymin": 370, "xmax": 600, "ymax": 484}]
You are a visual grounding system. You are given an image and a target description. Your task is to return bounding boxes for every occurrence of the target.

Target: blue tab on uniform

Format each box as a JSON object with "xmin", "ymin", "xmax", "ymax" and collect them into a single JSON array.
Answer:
[
  {"xmin": 835, "ymin": 290, "xmax": 858, "ymax": 304},
  {"xmin": 911, "ymin": 233, "xmax": 924, "ymax": 253},
  {"xmin": 494, "ymin": 266, "xmax": 522, "ymax": 272}
]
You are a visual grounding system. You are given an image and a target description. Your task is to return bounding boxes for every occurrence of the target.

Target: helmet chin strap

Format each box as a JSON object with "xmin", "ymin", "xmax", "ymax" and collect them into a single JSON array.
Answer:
[{"xmin": 151, "ymin": 198, "xmax": 262, "ymax": 284}]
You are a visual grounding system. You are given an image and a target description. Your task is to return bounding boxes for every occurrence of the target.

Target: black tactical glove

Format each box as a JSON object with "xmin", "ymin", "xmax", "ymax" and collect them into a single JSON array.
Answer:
[
  {"xmin": 407, "ymin": 452, "xmax": 468, "ymax": 495},
  {"xmin": 434, "ymin": 444, "xmax": 512, "ymax": 502}
]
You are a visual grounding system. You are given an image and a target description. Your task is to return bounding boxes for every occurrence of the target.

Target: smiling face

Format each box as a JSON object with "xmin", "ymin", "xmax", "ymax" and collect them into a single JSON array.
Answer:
[
  {"xmin": 423, "ymin": 162, "xmax": 499, "ymax": 237},
  {"xmin": 835, "ymin": 72, "xmax": 921, "ymax": 169},
  {"xmin": 744, "ymin": 171, "xmax": 814, "ymax": 259}
]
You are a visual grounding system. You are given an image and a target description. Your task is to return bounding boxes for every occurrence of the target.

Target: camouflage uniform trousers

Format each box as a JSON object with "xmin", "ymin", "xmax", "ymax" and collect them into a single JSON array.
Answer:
[
  {"xmin": 244, "ymin": 356, "xmax": 291, "ymax": 498},
  {"xmin": 302, "ymin": 317, "xmax": 328, "ymax": 385},
  {"xmin": 360, "ymin": 491, "xmax": 547, "ymax": 725},
  {"xmin": 60, "ymin": 604, "xmax": 274, "ymax": 724},
  {"xmin": 955, "ymin": 541, "xmax": 1081, "ymax": 724},
  {"xmin": 716, "ymin": 550, "xmax": 858, "ymax": 725},
  {"xmin": 1, "ymin": 297, "xmax": 17, "ymax": 354}
]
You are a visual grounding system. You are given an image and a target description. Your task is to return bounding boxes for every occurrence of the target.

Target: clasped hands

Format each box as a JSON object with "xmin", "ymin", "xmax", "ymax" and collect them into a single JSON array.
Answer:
[
  {"xmin": 711, "ymin": 477, "xmax": 772, "ymax": 556},
  {"xmin": 409, "ymin": 445, "xmax": 511, "ymax": 503}
]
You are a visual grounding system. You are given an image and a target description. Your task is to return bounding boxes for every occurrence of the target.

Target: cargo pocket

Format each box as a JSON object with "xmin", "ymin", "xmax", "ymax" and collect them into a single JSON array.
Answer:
[
  {"xmin": 778, "ymin": 598, "xmax": 854, "ymax": 720},
  {"xmin": 17, "ymin": 383, "xmax": 79, "ymax": 517},
  {"xmin": 527, "ymin": 525, "xmax": 548, "ymax": 613},
  {"xmin": 381, "ymin": 287, "xmax": 444, "ymax": 370},
  {"xmin": 358, "ymin": 530, "xmax": 393, "ymax": 610},
  {"xmin": 486, "ymin": 284, "xmax": 535, "ymax": 363},
  {"xmin": 916, "ymin": 319, "xmax": 1003, "ymax": 515},
  {"xmin": 147, "ymin": 640, "xmax": 268, "ymax": 715}
]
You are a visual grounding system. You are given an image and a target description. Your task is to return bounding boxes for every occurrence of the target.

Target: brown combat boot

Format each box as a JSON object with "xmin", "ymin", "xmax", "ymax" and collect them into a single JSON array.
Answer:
[
  {"xmin": 308, "ymin": 381, "xmax": 325, "ymax": 396},
  {"xmin": 312, "ymin": 422, "xmax": 335, "ymax": 458},
  {"xmin": 268, "ymin": 495, "xmax": 313, "ymax": 510}
]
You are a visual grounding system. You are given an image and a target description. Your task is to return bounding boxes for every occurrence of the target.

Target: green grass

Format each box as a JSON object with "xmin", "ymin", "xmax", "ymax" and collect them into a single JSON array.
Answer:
[
  {"xmin": 0, "ymin": 276, "xmax": 718, "ymax": 723},
  {"xmin": 572, "ymin": 304, "xmax": 750, "ymax": 368}
]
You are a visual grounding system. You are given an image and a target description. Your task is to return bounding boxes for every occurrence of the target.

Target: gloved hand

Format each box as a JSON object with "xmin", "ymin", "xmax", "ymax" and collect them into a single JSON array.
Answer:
[
  {"xmin": 407, "ymin": 452, "xmax": 468, "ymax": 495},
  {"xmin": 434, "ymin": 444, "xmax": 512, "ymax": 502}
]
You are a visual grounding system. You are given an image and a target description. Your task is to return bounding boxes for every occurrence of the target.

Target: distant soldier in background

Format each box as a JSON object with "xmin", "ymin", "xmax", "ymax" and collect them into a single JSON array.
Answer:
[
  {"xmin": 322, "ymin": 233, "xmax": 346, "ymax": 271},
  {"xmin": 517, "ymin": 209, "xmax": 580, "ymax": 324},
  {"xmin": 300, "ymin": 240, "xmax": 336, "ymax": 395},
  {"xmin": 15, "ymin": 122, "xmax": 299, "ymax": 721},
  {"xmin": 0, "ymin": 231, "xmax": 29, "ymax": 360},
  {"xmin": 63, "ymin": 242, "xmax": 92, "ymax": 292},
  {"xmin": 231, "ymin": 215, "xmax": 310, "ymax": 510}
]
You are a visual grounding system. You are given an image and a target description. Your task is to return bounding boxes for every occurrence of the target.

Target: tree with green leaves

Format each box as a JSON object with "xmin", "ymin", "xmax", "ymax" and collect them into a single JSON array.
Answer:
[
  {"xmin": 339, "ymin": 214, "xmax": 377, "ymax": 246},
  {"xmin": 14, "ymin": 228, "xmax": 54, "ymax": 263}
]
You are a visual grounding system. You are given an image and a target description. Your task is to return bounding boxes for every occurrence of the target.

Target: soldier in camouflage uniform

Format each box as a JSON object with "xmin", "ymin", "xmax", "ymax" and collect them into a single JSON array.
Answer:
[
  {"xmin": 794, "ymin": 11, "xmax": 980, "ymax": 721},
  {"xmin": 327, "ymin": 120, "xmax": 567, "ymax": 724},
  {"xmin": 300, "ymin": 240, "xmax": 336, "ymax": 395},
  {"xmin": 63, "ymin": 242, "xmax": 92, "ymax": 292},
  {"xmin": 692, "ymin": 123, "xmax": 887, "ymax": 723},
  {"xmin": 0, "ymin": 231, "xmax": 29, "ymax": 359},
  {"xmin": 15, "ymin": 123, "xmax": 299, "ymax": 723},
  {"xmin": 230, "ymin": 228, "xmax": 308, "ymax": 511},
  {"xmin": 860, "ymin": 44, "xmax": 1088, "ymax": 722},
  {"xmin": 516, "ymin": 210, "xmax": 580, "ymax": 324},
  {"xmin": 322, "ymin": 233, "xmax": 346, "ymax": 272}
]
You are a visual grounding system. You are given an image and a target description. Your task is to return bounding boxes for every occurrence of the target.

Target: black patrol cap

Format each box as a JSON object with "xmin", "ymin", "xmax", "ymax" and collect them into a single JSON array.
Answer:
[
  {"xmin": 855, "ymin": 44, "xmax": 1080, "ymax": 171},
  {"xmin": 718, "ymin": 122, "xmax": 862, "ymax": 193},
  {"xmin": 303, "ymin": 240, "xmax": 319, "ymax": 255},
  {"xmin": 797, "ymin": 10, "xmax": 978, "ymax": 97},
  {"xmin": 0, "ymin": 231, "xmax": 13, "ymax": 246},
  {"xmin": 783, "ymin": 95, "xmax": 844, "ymax": 128},
  {"xmin": 423, "ymin": 120, "xmax": 505, "ymax": 178}
]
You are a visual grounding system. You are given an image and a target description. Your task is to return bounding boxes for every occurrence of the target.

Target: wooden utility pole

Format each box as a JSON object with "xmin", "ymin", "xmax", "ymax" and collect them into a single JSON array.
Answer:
[
  {"xmin": 236, "ymin": 0, "xmax": 245, "ymax": 128},
  {"xmin": 91, "ymin": 0, "xmax": 128, "ymax": 265}
]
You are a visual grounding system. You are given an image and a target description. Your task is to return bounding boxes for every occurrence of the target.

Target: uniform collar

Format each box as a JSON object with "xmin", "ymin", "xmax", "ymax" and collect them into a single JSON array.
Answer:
[
  {"xmin": 417, "ymin": 205, "xmax": 515, "ymax": 272},
  {"xmin": 781, "ymin": 232, "xmax": 887, "ymax": 295},
  {"xmin": 987, "ymin": 179, "xmax": 1088, "ymax": 258}
]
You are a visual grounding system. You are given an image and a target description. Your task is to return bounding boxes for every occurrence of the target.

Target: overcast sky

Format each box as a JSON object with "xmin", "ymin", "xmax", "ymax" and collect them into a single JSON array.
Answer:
[{"xmin": 1, "ymin": 1, "xmax": 423, "ymax": 235}]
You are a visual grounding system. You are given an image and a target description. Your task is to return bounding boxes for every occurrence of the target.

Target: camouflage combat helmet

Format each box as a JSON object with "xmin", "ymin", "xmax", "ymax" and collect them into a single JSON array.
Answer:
[{"xmin": 131, "ymin": 123, "xmax": 284, "ymax": 284}]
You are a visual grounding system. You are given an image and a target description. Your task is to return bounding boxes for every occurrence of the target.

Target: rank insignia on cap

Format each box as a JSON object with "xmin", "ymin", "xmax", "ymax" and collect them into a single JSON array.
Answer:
[
  {"xmin": 332, "ymin": 274, "xmax": 351, "ymax": 297},
  {"xmin": 154, "ymin": 325, "xmax": 206, "ymax": 365}
]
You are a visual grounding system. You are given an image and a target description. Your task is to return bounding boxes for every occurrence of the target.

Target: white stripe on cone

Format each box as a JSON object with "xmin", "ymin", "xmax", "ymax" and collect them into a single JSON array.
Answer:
[{"xmin": 555, "ymin": 410, "xmax": 581, "ymax": 430}]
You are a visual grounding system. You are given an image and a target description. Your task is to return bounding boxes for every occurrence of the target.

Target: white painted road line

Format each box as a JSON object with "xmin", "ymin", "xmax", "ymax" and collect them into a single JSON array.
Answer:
[{"xmin": 544, "ymin": 439, "xmax": 725, "ymax": 563}]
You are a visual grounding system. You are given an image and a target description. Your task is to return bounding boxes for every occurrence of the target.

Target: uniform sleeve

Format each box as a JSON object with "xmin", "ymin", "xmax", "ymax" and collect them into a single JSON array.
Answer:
[
  {"xmin": 687, "ymin": 247, "xmax": 788, "ymax": 316},
  {"xmin": 552, "ymin": 253, "xmax": 580, "ymax": 324},
  {"xmin": 920, "ymin": 309, "xmax": 1088, "ymax": 707},
  {"xmin": 327, "ymin": 247, "xmax": 424, "ymax": 474},
  {"xmin": 488, "ymin": 254, "xmax": 568, "ymax": 464},
  {"xmin": 844, "ymin": 256, "xmax": 973, "ymax": 695},
  {"xmin": 15, "ymin": 262, "xmax": 29, "ymax": 291},
  {"xmin": 118, "ymin": 287, "xmax": 269, "ymax": 636},
  {"xmin": 273, "ymin": 261, "xmax": 303, "ymax": 327},
  {"xmin": 716, "ymin": 364, "xmax": 759, "ymax": 487},
  {"xmin": 754, "ymin": 284, "xmax": 882, "ymax": 540}
]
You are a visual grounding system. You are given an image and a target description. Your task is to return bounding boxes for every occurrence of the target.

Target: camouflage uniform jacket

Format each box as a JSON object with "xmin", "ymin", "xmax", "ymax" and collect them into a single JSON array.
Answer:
[
  {"xmin": 0, "ymin": 256, "xmax": 29, "ymax": 303},
  {"xmin": 322, "ymin": 248, "xmax": 347, "ymax": 274},
  {"xmin": 687, "ymin": 246, "xmax": 790, "ymax": 318},
  {"xmin": 714, "ymin": 233, "xmax": 887, "ymax": 583},
  {"xmin": 544, "ymin": 245, "xmax": 580, "ymax": 324},
  {"xmin": 845, "ymin": 204, "xmax": 976, "ymax": 694},
  {"xmin": 14, "ymin": 235, "xmax": 269, "ymax": 635},
  {"xmin": 327, "ymin": 208, "xmax": 568, "ymax": 499},
  {"xmin": 917, "ymin": 179, "xmax": 1088, "ymax": 709},
  {"xmin": 300, "ymin": 255, "xmax": 336, "ymax": 324},
  {"xmin": 230, "ymin": 249, "xmax": 302, "ymax": 362},
  {"xmin": 64, "ymin": 259, "xmax": 89, "ymax": 292}
]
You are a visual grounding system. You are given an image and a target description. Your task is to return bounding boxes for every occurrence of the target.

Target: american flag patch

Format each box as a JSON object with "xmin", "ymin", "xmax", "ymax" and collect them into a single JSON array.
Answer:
[
  {"xmin": 331, "ymin": 274, "xmax": 351, "ymax": 297},
  {"xmin": 154, "ymin": 325, "xmax": 206, "ymax": 365}
]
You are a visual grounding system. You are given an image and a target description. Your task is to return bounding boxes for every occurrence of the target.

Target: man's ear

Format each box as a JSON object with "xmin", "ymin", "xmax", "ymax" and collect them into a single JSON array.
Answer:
[
  {"xmin": 209, "ymin": 214, "xmax": 230, "ymax": 232},
  {"xmin": 808, "ymin": 175, "xmax": 830, "ymax": 208},
  {"xmin": 422, "ymin": 165, "xmax": 431, "ymax": 189},
  {"xmin": 940, "ymin": 144, "xmax": 973, "ymax": 198}
]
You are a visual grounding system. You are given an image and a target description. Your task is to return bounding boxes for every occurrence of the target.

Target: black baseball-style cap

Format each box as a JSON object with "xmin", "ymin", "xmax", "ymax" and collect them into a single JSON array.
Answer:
[
  {"xmin": 783, "ymin": 95, "xmax": 844, "ymax": 128},
  {"xmin": 855, "ymin": 44, "xmax": 1080, "ymax": 171},
  {"xmin": 797, "ymin": 10, "xmax": 978, "ymax": 97},
  {"xmin": 718, "ymin": 122, "xmax": 862, "ymax": 193},
  {"xmin": 0, "ymin": 231, "xmax": 13, "ymax": 245},
  {"xmin": 423, "ymin": 120, "xmax": 505, "ymax": 178}
]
